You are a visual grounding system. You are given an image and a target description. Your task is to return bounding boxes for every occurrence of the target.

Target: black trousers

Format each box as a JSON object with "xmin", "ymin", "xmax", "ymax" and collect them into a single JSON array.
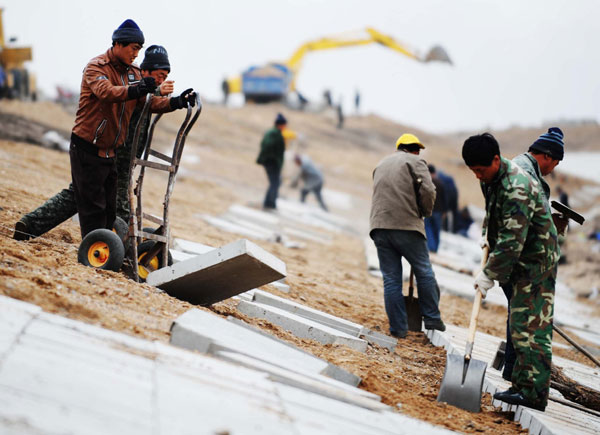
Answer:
[{"xmin": 69, "ymin": 142, "xmax": 117, "ymax": 238}]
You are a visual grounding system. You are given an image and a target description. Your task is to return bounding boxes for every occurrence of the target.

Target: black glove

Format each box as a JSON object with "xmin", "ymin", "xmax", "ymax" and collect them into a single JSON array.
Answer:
[
  {"xmin": 127, "ymin": 77, "xmax": 157, "ymax": 100},
  {"xmin": 170, "ymin": 88, "xmax": 196, "ymax": 110}
]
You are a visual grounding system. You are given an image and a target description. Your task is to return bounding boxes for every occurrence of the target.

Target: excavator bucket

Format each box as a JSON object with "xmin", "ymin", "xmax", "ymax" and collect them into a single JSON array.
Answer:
[{"xmin": 424, "ymin": 45, "xmax": 452, "ymax": 65}]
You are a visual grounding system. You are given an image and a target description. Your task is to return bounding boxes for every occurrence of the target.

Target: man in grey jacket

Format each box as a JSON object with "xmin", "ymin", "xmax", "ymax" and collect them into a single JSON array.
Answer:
[{"xmin": 369, "ymin": 134, "xmax": 445, "ymax": 338}]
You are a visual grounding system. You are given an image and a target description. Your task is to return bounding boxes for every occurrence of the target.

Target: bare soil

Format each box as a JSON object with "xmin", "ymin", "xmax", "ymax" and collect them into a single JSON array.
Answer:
[{"xmin": 1, "ymin": 100, "xmax": 599, "ymax": 433}]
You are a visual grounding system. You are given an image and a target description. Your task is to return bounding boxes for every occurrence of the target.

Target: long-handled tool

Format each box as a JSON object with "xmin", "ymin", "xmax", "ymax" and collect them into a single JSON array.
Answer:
[
  {"xmin": 437, "ymin": 246, "xmax": 489, "ymax": 412},
  {"xmin": 405, "ymin": 267, "xmax": 422, "ymax": 331}
]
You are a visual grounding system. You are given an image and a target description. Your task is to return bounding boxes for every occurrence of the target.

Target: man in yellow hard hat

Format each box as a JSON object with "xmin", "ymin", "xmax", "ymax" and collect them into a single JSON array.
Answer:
[{"xmin": 369, "ymin": 133, "xmax": 445, "ymax": 338}]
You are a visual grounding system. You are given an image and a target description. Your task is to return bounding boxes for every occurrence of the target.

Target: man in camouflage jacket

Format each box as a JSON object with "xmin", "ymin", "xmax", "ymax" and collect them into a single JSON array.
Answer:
[
  {"xmin": 462, "ymin": 133, "xmax": 559, "ymax": 412},
  {"xmin": 500, "ymin": 127, "xmax": 567, "ymax": 382}
]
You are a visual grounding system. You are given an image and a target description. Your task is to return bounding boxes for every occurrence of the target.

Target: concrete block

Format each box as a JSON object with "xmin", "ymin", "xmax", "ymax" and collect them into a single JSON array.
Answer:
[
  {"xmin": 170, "ymin": 249, "xmax": 195, "ymax": 263},
  {"xmin": 171, "ymin": 309, "xmax": 332, "ymax": 377},
  {"xmin": 172, "ymin": 238, "xmax": 214, "ymax": 255},
  {"xmin": 251, "ymin": 289, "xmax": 363, "ymax": 336},
  {"xmin": 237, "ymin": 300, "xmax": 368, "ymax": 352},
  {"xmin": 215, "ymin": 350, "xmax": 383, "ymax": 409},
  {"xmin": 271, "ymin": 279, "xmax": 290, "ymax": 293},
  {"xmin": 201, "ymin": 214, "xmax": 274, "ymax": 240},
  {"xmin": 359, "ymin": 328, "xmax": 397, "ymax": 351},
  {"xmin": 147, "ymin": 239, "xmax": 286, "ymax": 306},
  {"xmin": 226, "ymin": 316, "xmax": 361, "ymax": 387}
]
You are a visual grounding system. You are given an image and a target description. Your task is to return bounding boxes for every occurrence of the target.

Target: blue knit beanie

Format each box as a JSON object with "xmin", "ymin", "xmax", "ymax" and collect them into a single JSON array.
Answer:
[
  {"xmin": 112, "ymin": 19, "xmax": 145, "ymax": 45},
  {"xmin": 275, "ymin": 113, "xmax": 287, "ymax": 125},
  {"xmin": 140, "ymin": 45, "xmax": 170, "ymax": 72},
  {"xmin": 529, "ymin": 127, "xmax": 564, "ymax": 161}
]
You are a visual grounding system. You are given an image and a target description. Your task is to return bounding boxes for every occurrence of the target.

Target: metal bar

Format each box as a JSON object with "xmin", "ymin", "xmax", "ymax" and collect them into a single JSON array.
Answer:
[
  {"xmin": 134, "ymin": 159, "xmax": 174, "ymax": 172},
  {"xmin": 553, "ymin": 325, "xmax": 600, "ymax": 368},
  {"xmin": 141, "ymin": 213, "xmax": 164, "ymax": 226},
  {"xmin": 148, "ymin": 148, "xmax": 173, "ymax": 163}
]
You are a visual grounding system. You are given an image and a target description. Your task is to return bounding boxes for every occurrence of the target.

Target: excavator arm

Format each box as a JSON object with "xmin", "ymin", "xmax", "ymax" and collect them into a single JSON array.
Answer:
[{"xmin": 225, "ymin": 27, "xmax": 451, "ymax": 101}]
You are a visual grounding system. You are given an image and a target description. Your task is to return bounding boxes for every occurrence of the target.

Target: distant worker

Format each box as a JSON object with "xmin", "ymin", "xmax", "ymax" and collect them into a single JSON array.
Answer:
[
  {"xmin": 424, "ymin": 164, "xmax": 445, "ymax": 253},
  {"xmin": 369, "ymin": 133, "xmax": 445, "ymax": 339},
  {"xmin": 221, "ymin": 78, "xmax": 229, "ymax": 104},
  {"xmin": 462, "ymin": 132, "xmax": 559, "ymax": 412},
  {"xmin": 13, "ymin": 44, "xmax": 179, "ymax": 240},
  {"xmin": 354, "ymin": 89, "xmax": 361, "ymax": 114},
  {"xmin": 256, "ymin": 113, "xmax": 287, "ymax": 210},
  {"xmin": 499, "ymin": 127, "xmax": 567, "ymax": 382},
  {"xmin": 336, "ymin": 103, "xmax": 344, "ymax": 129},
  {"xmin": 437, "ymin": 169, "xmax": 459, "ymax": 233},
  {"xmin": 455, "ymin": 207, "xmax": 473, "ymax": 238},
  {"xmin": 290, "ymin": 154, "xmax": 328, "ymax": 211},
  {"xmin": 323, "ymin": 89, "xmax": 332, "ymax": 107}
]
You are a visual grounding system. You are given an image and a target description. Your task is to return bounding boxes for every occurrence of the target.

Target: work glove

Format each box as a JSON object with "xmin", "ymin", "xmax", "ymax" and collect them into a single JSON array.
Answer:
[
  {"xmin": 127, "ymin": 77, "xmax": 157, "ymax": 100},
  {"xmin": 474, "ymin": 270, "xmax": 494, "ymax": 298},
  {"xmin": 170, "ymin": 88, "xmax": 196, "ymax": 110},
  {"xmin": 552, "ymin": 213, "xmax": 569, "ymax": 236},
  {"xmin": 479, "ymin": 236, "xmax": 490, "ymax": 250}
]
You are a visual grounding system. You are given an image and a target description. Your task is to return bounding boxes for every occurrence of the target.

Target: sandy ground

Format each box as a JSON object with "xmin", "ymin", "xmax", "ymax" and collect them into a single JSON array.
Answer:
[{"xmin": 1, "ymin": 100, "xmax": 599, "ymax": 433}]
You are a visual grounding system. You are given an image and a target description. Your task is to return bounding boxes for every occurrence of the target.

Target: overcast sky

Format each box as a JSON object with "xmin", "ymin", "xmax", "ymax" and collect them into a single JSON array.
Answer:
[{"xmin": 2, "ymin": 0, "xmax": 599, "ymax": 133}]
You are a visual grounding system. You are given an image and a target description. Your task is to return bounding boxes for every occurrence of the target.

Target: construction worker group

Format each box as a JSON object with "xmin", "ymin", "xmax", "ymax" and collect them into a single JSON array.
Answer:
[{"xmin": 12, "ymin": 17, "xmax": 569, "ymax": 415}]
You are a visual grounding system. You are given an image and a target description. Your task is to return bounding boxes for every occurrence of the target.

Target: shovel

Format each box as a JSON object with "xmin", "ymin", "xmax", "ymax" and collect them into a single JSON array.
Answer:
[
  {"xmin": 405, "ymin": 268, "xmax": 422, "ymax": 331},
  {"xmin": 437, "ymin": 247, "xmax": 489, "ymax": 412}
]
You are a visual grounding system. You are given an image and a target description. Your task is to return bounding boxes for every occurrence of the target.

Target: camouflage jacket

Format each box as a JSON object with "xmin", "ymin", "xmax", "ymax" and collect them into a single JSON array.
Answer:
[
  {"xmin": 482, "ymin": 157, "xmax": 559, "ymax": 283},
  {"xmin": 512, "ymin": 153, "xmax": 550, "ymax": 201}
]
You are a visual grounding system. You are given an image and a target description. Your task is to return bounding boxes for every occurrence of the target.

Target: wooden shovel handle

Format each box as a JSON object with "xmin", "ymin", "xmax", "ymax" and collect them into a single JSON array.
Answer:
[{"xmin": 466, "ymin": 246, "xmax": 489, "ymax": 358}]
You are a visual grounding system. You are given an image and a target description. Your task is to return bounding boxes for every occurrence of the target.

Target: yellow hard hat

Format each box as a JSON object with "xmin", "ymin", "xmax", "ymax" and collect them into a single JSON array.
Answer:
[
  {"xmin": 282, "ymin": 128, "xmax": 297, "ymax": 142},
  {"xmin": 396, "ymin": 133, "xmax": 425, "ymax": 149}
]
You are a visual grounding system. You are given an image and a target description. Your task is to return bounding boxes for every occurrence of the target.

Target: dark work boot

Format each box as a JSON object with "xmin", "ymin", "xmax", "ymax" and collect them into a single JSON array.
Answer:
[
  {"xmin": 13, "ymin": 220, "xmax": 31, "ymax": 241},
  {"xmin": 493, "ymin": 389, "xmax": 546, "ymax": 412},
  {"xmin": 424, "ymin": 319, "xmax": 446, "ymax": 332}
]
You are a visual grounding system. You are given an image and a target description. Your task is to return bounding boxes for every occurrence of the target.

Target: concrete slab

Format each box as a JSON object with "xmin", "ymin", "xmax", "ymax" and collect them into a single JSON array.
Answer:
[
  {"xmin": 237, "ymin": 300, "xmax": 368, "ymax": 352},
  {"xmin": 226, "ymin": 316, "xmax": 362, "ymax": 387},
  {"xmin": 270, "ymin": 279, "xmax": 290, "ymax": 293},
  {"xmin": 172, "ymin": 238, "xmax": 214, "ymax": 255},
  {"xmin": 251, "ymin": 290, "xmax": 364, "ymax": 336},
  {"xmin": 170, "ymin": 249, "xmax": 195, "ymax": 263},
  {"xmin": 201, "ymin": 214, "xmax": 274, "ymax": 240},
  {"xmin": 146, "ymin": 239, "xmax": 286, "ymax": 306},
  {"xmin": 171, "ymin": 309, "xmax": 341, "ymax": 380}
]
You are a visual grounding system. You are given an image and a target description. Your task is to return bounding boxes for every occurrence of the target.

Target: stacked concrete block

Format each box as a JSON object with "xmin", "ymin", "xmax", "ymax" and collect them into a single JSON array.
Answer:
[{"xmin": 146, "ymin": 239, "xmax": 285, "ymax": 306}]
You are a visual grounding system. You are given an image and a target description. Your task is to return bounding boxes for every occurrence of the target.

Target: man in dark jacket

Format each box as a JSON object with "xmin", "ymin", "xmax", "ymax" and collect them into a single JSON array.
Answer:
[
  {"xmin": 256, "ymin": 113, "xmax": 287, "ymax": 210},
  {"xmin": 13, "ymin": 43, "xmax": 178, "ymax": 241},
  {"xmin": 69, "ymin": 19, "xmax": 195, "ymax": 239}
]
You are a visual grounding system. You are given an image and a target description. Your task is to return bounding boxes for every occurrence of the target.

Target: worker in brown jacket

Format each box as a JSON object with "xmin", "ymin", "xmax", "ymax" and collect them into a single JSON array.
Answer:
[
  {"xmin": 369, "ymin": 133, "xmax": 445, "ymax": 338},
  {"xmin": 70, "ymin": 19, "xmax": 196, "ymax": 237}
]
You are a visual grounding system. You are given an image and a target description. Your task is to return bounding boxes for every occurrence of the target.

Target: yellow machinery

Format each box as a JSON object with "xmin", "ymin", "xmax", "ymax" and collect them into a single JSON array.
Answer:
[
  {"xmin": 0, "ymin": 8, "xmax": 35, "ymax": 99},
  {"xmin": 224, "ymin": 27, "xmax": 451, "ymax": 103}
]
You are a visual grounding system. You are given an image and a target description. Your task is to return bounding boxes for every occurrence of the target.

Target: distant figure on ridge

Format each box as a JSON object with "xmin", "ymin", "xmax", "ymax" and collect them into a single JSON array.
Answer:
[
  {"xmin": 256, "ymin": 113, "xmax": 287, "ymax": 210},
  {"xmin": 290, "ymin": 154, "xmax": 328, "ymax": 211}
]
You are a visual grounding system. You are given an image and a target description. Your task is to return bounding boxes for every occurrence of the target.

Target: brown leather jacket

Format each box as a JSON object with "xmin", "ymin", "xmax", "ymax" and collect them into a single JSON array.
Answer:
[{"xmin": 71, "ymin": 48, "xmax": 172, "ymax": 156}]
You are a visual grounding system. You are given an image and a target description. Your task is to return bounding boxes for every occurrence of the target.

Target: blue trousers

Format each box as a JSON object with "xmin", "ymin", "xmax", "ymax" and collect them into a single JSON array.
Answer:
[
  {"xmin": 424, "ymin": 211, "xmax": 443, "ymax": 253},
  {"xmin": 371, "ymin": 229, "xmax": 442, "ymax": 336},
  {"xmin": 262, "ymin": 163, "xmax": 281, "ymax": 209}
]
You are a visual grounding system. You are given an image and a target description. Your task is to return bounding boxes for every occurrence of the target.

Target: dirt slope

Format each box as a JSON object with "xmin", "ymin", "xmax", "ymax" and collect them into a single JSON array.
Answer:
[{"xmin": 1, "ymin": 100, "xmax": 599, "ymax": 433}]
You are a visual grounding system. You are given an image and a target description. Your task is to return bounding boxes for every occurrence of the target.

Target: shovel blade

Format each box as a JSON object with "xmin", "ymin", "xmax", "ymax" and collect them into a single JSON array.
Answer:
[
  {"xmin": 405, "ymin": 296, "xmax": 422, "ymax": 332},
  {"xmin": 437, "ymin": 353, "xmax": 487, "ymax": 412}
]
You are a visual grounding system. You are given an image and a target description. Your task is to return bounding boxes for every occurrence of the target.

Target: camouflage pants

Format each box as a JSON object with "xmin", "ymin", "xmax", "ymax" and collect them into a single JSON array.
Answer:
[
  {"xmin": 20, "ymin": 147, "xmax": 133, "ymax": 238},
  {"xmin": 20, "ymin": 184, "xmax": 78, "ymax": 237},
  {"xmin": 509, "ymin": 266, "xmax": 556, "ymax": 407}
]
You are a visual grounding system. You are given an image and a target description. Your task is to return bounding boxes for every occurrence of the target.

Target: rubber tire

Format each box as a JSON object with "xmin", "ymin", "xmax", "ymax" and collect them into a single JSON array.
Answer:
[
  {"xmin": 112, "ymin": 216, "xmax": 128, "ymax": 242},
  {"xmin": 78, "ymin": 229, "xmax": 125, "ymax": 272},
  {"xmin": 136, "ymin": 240, "xmax": 173, "ymax": 281}
]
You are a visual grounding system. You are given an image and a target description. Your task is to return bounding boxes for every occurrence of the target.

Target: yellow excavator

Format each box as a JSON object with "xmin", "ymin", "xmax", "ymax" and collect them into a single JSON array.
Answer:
[
  {"xmin": 0, "ymin": 8, "xmax": 35, "ymax": 100},
  {"xmin": 223, "ymin": 27, "xmax": 451, "ymax": 103}
]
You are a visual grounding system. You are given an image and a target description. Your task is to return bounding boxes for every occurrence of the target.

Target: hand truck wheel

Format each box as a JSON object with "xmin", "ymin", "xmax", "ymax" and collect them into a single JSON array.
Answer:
[
  {"xmin": 136, "ymin": 240, "xmax": 173, "ymax": 281},
  {"xmin": 78, "ymin": 229, "xmax": 125, "ymax": 272}
]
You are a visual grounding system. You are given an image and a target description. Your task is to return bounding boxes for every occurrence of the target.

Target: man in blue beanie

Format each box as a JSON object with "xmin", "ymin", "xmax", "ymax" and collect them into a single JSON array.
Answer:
[
  {"xmin": 13, "ymin": 44, "xmax": 182, "ymax": 242},
  {"xmin": 67, "ymin": 20, "xmax": 196, "ymax": 241},
  {"xmin": 256, "ymin": 113, "xmax": 288, "ymax": 210},
  {"xmin": 494, "ymin": 126, "xmax": 567, "ymax": 383}
]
